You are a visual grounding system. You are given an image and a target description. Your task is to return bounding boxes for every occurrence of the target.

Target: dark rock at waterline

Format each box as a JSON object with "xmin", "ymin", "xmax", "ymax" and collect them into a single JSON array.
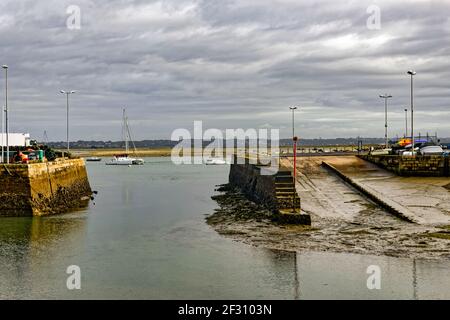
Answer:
[
  {"xmin": 210, "ymin": 183, "xmax": 311, "ymax": 226},
  {"xmin": 215, "ymin": 184, "xmax": 232, "ymax": 192},
  {"xmin": 208, "ymin": 184, "xmax": 272, "ymax": 224}
]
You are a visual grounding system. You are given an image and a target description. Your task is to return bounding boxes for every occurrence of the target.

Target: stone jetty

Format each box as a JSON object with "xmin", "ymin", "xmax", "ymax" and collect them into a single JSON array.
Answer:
[{"xmin": 0, "ymin": 158, "xmax": 92, "ymax": 216}]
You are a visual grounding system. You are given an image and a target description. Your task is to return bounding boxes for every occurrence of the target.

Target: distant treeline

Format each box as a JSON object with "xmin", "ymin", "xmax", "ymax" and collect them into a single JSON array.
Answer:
[{"xmin": 44, "ymin": 137, "xmax": 450, "ymax": 149}]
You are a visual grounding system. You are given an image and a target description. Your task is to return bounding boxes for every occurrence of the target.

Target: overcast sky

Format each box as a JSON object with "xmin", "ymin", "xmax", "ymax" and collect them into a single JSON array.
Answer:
[{"xmin": 0, "ymin": 0, "xmax": 449, "ymax": 141}]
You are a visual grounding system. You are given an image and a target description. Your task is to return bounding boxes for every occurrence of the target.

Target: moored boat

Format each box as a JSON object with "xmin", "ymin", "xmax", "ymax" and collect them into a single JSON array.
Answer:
[
  {"xmin": 105, "ymin": 109, "xmax": 145, "ymax": 166},
  {"xmin": 205, "ymin": 158, "xmax": 227, "ymax": 165},
  {"xmin": 86, "ymin": 156, "xmax": 102, "ymax": 162}
]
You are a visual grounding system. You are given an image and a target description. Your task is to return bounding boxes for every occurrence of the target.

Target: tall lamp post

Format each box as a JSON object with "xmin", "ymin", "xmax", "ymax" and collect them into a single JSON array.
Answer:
[
  {"xmin": 407, "ymin": 70, "xmax": 416, "ymax": 156},
  {"xmin": 60, "ymin": 90, "xmax": 76, "ymax": 155},
  {"xmin": 2, "ymin": 65, "xmax": 8, "ymax": 164},
  {"xmin": 404, "ymin": 108, "xmax": 408, "ymax": 139},
  {"xmin": 379, "ymin": 94, "xmax": 392, "ymax": 148},
  {"xmin": 289, "ymin": 106, "xmax": 298, "ymax": 174},
  {"xmin": 289, "ymin": 106, "xmax": 299, "ymax": 213},
  {"xmin": 1, "ymin": 105, "xmax": 3, "ymax": 163}
]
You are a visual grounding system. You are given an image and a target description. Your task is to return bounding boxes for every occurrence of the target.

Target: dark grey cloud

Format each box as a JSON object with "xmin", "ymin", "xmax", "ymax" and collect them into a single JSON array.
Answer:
[{"xmin": 0, "ymin": 0, "xmax": 449, "ymax": 141}]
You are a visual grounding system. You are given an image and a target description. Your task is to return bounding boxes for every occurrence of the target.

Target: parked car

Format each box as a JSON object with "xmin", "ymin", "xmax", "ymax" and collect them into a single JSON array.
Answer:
[
  {"xmin": 419, "ymin": 144, "xmax": 444, "ymax": 155},
  {"xmin": 402, "ymin": 150, "xmax": 418, "ymax": 156},
  {"xmin": 400, "ymin": 144, "xmax": 419, "ymax": 156},
  {"xmin": 401, "ymin": 142, "xmax": 444, "ymax": 156}
]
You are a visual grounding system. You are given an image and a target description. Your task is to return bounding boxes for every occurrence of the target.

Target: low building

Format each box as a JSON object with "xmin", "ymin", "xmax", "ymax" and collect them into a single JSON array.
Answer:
[{"xmin": 0, "ymin": 133, "xmax": 31, "ymax": 147}]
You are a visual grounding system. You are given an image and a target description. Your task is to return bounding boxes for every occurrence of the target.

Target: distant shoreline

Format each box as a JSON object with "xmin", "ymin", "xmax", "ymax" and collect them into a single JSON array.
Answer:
[
  {"xmin": 67, "ymin": 145, "xmax": 365, "ymax": 158},
  {"xmin": 69, "ymin": 148, "xmax": 173, "ymax": 157}
]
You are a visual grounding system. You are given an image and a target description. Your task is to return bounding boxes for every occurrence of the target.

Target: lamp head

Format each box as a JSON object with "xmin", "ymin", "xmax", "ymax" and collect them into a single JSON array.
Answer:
[
  {"xmin": 60, "ymin": 90, "xmax": 66, "ymax": 94},
  {"xmin": 2, "ymin": 65, "xmax": 8, "ymax": 69},
  {"xmin": 407, "ymin": 70, "xmax": 416, "ymax": 75},
  {"xmin": 289, "ymin": 106, "xmax": 298, "ymax": 110}
]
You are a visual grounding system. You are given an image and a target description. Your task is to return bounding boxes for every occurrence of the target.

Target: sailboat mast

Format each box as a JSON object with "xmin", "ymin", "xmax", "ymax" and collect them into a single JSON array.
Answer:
[{"xmin": 123, "ymin": 108, "xmax": 129, "ymax": 154}]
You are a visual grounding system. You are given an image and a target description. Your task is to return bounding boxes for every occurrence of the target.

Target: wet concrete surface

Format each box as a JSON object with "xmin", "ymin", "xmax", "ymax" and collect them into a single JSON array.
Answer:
[
  {"xmin": 322, "ymin": 156, "xmax": 450, "ymax": 225},
  {"xmin": 207, "ymin": 156, "xmax": 450, "ymax": 260}
]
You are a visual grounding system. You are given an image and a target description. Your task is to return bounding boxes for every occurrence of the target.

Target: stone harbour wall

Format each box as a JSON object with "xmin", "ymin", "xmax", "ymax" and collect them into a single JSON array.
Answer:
[
  {"xmin": 0, "ymin": 159, "xmax": 92, "ymax": 217},
  {"xmin": 228, "ymin": 160, "xmax": 310, "ymax": 225},
  {"xmin": 229, "ymin": 161, "xmax": 279, "ymax": 213},
  {"xmin": 359, "ymin": 155, "xmax": 450, "ymax": 177}
]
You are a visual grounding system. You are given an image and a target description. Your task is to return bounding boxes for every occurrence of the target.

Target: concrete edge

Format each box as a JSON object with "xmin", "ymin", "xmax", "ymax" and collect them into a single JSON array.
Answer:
[{"xmin": 321, "ymin": 161, "xmax": 417, "ymax": 223}]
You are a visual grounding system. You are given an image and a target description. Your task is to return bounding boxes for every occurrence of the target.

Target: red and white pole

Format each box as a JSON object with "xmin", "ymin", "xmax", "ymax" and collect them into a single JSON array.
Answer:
[
  {"xmin": 293, "ymin": 137, "xmax": 297, "ymax": 177},
  {"xmin": 292, "ymin": 136, "xmax": 298, "ymax": 213}
]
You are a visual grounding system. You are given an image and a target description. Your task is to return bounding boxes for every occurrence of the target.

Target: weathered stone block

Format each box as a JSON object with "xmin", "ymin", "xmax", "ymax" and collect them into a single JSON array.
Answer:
[{"xmin": 0, "ymin": 159, "xmax": 92, "ymax": 216}]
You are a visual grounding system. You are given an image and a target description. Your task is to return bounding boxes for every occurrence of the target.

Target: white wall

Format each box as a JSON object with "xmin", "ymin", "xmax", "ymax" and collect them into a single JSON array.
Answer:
[{"xmin": 0, "ymin": 133, "xmax": 31, "ymax": 147}]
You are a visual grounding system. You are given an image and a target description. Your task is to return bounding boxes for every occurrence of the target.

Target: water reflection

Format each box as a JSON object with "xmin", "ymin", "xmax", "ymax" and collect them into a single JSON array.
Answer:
[
  {"xmin": 0, "ymin": 214, "xmax": 87, "ymax": 299},
  {"xmin": 413, "ymin": 259, "xmax": 418, "ymax": 300},
  {"xmin": 252, "ymin": 248, "xmax": 450, "ymax": 300},
  {"xmin": 286, "ymin": 250, "xmax": 450, "ymax": 300},
  {"xmin": 121, "ymin": 181, "xmax": 132, "ymax": 205},
  {"xmin": 260, "ymin": 249, "xmax": 300, "ymax": 299}
]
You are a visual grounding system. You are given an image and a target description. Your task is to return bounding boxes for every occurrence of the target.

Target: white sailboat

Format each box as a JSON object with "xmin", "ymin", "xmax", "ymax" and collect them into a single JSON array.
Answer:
[
  {"xmin": 205, "ymin": 158, "xmax": 227, "ymax": 165},
  {"xmin": 106, "ymin": 109, "xmax": 144, "ymax": 166}
]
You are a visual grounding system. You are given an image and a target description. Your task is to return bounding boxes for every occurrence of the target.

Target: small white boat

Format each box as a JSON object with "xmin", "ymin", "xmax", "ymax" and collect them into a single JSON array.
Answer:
[
  {"xmin": 371, "ymin": 148, "xmax": 391, "ymax": 155},
  {"xmin": 205, "ymin": 158, "xmax": 227, "ymax": 165},
  {"xmin": 86, "ymin": 156, "xmax": 102, "ymax": 162},
  {"xmin": 105, "ymin": 109, "xmax": 145, "ymax": 166},
  {"xmin": 106, "ymin": 154, "xmax": 144, "ymax": 165}
]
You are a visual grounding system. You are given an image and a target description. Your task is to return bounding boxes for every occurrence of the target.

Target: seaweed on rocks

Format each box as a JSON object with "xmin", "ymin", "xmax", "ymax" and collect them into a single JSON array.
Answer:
[{"xmin": 207, "ymin": 184, "xmax": 272, "ymax": 225}]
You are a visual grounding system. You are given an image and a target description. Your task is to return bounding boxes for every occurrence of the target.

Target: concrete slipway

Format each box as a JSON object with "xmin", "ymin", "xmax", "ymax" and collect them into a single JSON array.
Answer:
[{"xmin": 319, "ymin": 156, "xmax": 450, "ymax": 226}]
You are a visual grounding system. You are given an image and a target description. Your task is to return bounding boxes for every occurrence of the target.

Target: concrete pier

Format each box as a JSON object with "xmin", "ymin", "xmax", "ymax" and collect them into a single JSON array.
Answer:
[
  {"xmin": 322, "ymin": 161, "xmax": 416, "ymax": 222},
  {"xmin": 0, "ymin": 159, "xmax": 92, "ymax": 216},
  {"xmin": 322, "ymin": 156, "xmax": 450, "ymax": 225}
]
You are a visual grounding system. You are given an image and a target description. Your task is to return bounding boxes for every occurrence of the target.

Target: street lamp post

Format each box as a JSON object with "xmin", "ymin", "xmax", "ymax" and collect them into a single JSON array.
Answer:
[
  {"xmin": 379, "ymin": 94, "xmax": 392, "ymax": 148},
  {"xmin": 60, "ymin": 90, "xmax": 76, "ymax": 156},
  {"xmin": 1, "ymin": 105, "xmax": 3, "ymax": 163},
  {"xmin": 2, "ymin": 65, "xmax": 8, "ymax": 164},
  {"xmin": 407, "ymin": 70, "xmax": 416, "ymax": 156},
  {"xmin": 404, "ymin": 108, "xmax": 408, "ymax": 139},
  {"xmin": 289, "ymin": 106, "xmax": 299, "ymax": 213},
  {"xmin": 289, "ymin": 106, "xmax": 298, "ymax": 173}
]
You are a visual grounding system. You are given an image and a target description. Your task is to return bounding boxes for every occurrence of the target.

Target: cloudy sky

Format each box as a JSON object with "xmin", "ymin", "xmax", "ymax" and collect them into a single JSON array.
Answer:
[{"xmin": 0, "ymin": 0, "xmax": 449, "ymax": 141}]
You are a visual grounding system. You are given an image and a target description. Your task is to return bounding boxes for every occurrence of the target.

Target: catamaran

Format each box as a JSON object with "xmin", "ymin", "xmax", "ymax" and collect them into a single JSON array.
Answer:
[{"xmin": 106, "ymin": 109, "xmax": 144, "ymax": 166}]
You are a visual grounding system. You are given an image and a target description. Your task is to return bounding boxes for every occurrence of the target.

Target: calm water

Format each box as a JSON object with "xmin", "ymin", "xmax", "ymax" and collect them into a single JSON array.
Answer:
[{"xmin": 0, "ymin": 157, "xmax": 449, "ymax": 299}]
